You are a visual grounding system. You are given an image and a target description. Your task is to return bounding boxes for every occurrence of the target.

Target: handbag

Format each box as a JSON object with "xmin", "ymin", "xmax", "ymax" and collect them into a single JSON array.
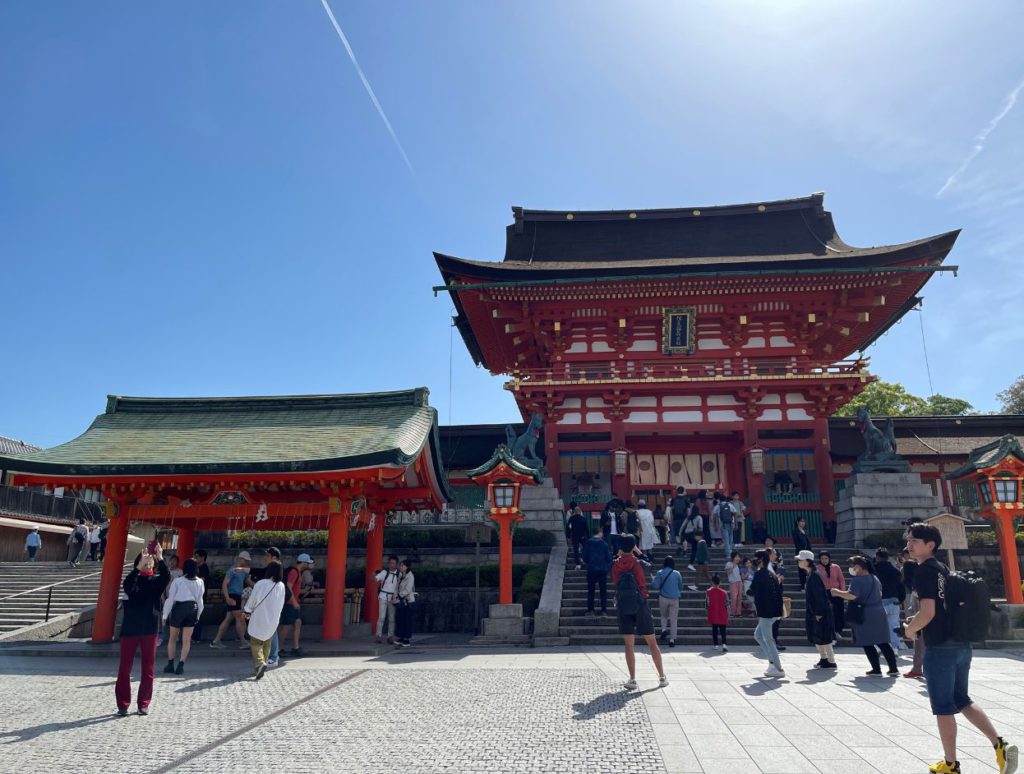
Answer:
[
  {"xmin": 847, "ymin": 600, "xmax": 866, "ymax": 625},
  {"xmin": 781, "ymin": 596, "xmax": 792, "ymax": 620}
]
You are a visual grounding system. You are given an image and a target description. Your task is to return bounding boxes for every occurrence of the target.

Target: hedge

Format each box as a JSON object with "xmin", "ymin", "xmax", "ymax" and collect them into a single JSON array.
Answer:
[
  {"xmin": 862, "ymin": 528, "xmax": 1024, "ymax": 551},
  {"xmin": 516, "ymin": 562, "xmax": 548, "ymax": 617},
  {"xmin": 227, "ymin": 527, "xmax": 555, "ymax": 550}
]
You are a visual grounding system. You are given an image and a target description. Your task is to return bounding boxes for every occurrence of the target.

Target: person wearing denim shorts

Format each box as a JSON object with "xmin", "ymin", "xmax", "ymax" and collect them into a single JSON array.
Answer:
[{"xmin": 905, "ymin": 524, "xmax": 1017, "ymax": 774}]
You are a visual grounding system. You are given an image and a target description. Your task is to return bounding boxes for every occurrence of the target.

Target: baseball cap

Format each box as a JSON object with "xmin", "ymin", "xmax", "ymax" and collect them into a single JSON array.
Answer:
[
  {"xmin": 797, "ymin": 550, "xmax": 815, "ymax": 562},
  {"xmin": 237, "ymin": 551, "xmax": 252, "ymax": 561},
  {"xmin": 264, "ymin": 546, "xmax": 281, "ymax": 559},
  {"xmin": 901, "ymin": 516, "xmax": 924, "ymax": 526},
  {"xmin": 297, "ymin": 553, "xmax": 314, "ymax": 565}
]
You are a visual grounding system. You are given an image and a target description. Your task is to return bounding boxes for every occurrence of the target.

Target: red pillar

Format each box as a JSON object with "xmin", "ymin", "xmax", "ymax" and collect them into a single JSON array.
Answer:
[
  {"xmin": 175, "ymin": 525, "xmax": 195, "ymax": 562},
  {"xmin": 92, "ymin": 512, "xmax": 129, "ymax": 642},
  {"xmin": 363, "ymin": 520, "xmax": 385, "ymax": 624},
  {"xmin": 742, "ymin": 421, "xmax": 765, "ymax": 536},
  {"xmin": 497, "ymin": 516, "xmax": 514, "ymax": 605},
  {"xmin": 996, "ymin": 512, "xmax": 1024, "ymax": 604},
  {"xmin": 323, "ymin": 507, "xmax": 350, "ymax": 641},
  {"xmin": 813, "ymin": 416, "xmax": 836, "ymax": 528}
]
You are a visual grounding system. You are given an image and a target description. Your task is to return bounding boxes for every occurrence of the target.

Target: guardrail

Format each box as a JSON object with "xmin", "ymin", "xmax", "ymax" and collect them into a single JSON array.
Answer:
[{"xmin": 0, "ymin": 485, "xmax": 104, "ymax": 524}]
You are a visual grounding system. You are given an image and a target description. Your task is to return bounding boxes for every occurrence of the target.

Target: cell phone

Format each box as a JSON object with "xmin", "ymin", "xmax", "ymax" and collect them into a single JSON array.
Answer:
[{"xmin": 146, "ymin": 540, "xmax": 159, "ymax": 555}]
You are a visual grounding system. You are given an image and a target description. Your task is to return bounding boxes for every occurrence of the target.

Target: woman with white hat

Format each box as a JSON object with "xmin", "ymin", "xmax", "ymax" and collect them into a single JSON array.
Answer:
[
  {"xmin": 798, "ymin": 549, "xmax": 836, "ymax": 669},
  {"xmin": 210, "ymin": 551, "xmax": 252, "ymax": 648}
]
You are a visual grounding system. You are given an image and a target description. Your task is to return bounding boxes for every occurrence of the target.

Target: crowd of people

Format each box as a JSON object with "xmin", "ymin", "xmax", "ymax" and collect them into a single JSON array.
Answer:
[{"xmin": 42, "ymin": 517, "xmax": 109, "ymax": 567}]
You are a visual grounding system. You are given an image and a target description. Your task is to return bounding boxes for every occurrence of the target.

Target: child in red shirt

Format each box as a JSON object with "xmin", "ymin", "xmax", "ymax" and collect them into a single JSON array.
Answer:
[{"xmin": 706, "ymin": 573, "xmax": 730, "ymax": 652}]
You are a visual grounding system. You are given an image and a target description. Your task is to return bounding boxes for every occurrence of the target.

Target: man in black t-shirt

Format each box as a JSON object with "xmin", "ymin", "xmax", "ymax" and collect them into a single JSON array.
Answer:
[{"xmin": 905, "ymin": 524, "xmax": 1017, "ymax": 774}]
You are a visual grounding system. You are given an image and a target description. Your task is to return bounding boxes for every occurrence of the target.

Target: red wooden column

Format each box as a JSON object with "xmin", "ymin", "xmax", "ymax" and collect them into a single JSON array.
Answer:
[
  {"xmin": 813, "ymin": 416, "xmax": 836, "ymax": 527},
  {"xmin": 175, "ymin": 525, "xmax": 196, "ymax": 562},
  {"xmin": 323, "ymin": 500, "xmax": 350, "ymax": 641},
  {"xmin": 742, "ymin": 421, "xmax": 765, "ymax": 535},
  {"xmin": 92, "ymin": 508, "xmax": 130, "ymax": 642},
  {"xmin": 494, "ymin": 515, "xmax": 516, "ymax": 604},
  {"xmin": 995, "ymin": 512, "xmax": 1024, "ymax": 604},
  {"xmin": 363, "ymin": 519, "xmax": 385, "ymax": 624}
]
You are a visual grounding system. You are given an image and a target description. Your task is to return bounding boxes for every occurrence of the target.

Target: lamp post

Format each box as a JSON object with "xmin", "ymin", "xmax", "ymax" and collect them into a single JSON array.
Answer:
[
  {"xmin": 468, "ymin": 446, "xmax": 542, "ymax": 606},
  {"xmin": 946, "ymin": 435, "xmax": 1024, "ymax": 605}
]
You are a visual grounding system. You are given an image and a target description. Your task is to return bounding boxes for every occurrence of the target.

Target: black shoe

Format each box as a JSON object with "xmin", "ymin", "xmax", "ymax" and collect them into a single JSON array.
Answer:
[
  {"xmin": 669, "ymin": 640, "xmax": 676, "ymax": 648},
  {"xmin": 886, "ymin": 669, "xmax": 899, "ymax": 676},
  {"xmin": 776, "ymin": 645, "xmax": 787, "ymax": 651},
  {"xmin": 175, "ymin": 662, "xmax": 184, "ymax": 675},
  {"xmin": 116, "ymin": 708, "xmax": 128, "ymax": 717},
  {"xmin": 138, "ymin": 708, "xmax": 149, "ymax": 716},
  {"xmin": 865, "ymin": 669, "xmax": 883, "ymax": 676},
  {"xmin": 163, "ymin": 661, "xmax": 175, "ymax": 674},
  {"xmin": 289, "ymin": 648, "xmax": 303, "ymax": 658},
  {"xmin": 255, "ymin": 664, "xmax": 266, "ymax": 681},
  {"xmin": 821, "ymin": 661, "xmax": 838, "ymax": 669}
]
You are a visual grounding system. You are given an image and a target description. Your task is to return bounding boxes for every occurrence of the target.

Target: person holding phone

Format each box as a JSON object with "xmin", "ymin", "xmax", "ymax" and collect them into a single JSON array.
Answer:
[{"xmin": 115, "ymin": 546, "xmax": 170, "ymax": 716}]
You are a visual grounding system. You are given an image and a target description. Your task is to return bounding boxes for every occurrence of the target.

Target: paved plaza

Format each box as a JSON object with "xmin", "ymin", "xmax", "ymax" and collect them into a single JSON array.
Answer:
[{"xmin": 0, "ymin": 646, "xmax": 1021, "ymax": 773}]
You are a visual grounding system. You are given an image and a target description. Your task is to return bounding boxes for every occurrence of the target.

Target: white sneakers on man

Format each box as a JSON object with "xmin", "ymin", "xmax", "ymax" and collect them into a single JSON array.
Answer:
[{"xmin": 764, "ymin": 665, "xmax": 786, "ymax": 678}]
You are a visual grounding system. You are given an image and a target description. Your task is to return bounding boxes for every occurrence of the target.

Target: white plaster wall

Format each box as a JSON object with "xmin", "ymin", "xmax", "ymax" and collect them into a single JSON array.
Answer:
[
  {"xmin": 663, "ymin": 411, "xmax": 703, "ymax": 422},
  {"xmin": 707, "ymin": 410, "xmax": 741, "ymax": 421},
  {"xmin": 759, "ymin": 409, "xmax": 784, "ymax": 421},
  {"xmin": 626, "ymin": 396, "xmax": 657, "ymax": 407},
  {"xmin": 707, "ymin": 395, "xmax": 740, "ymax": 406},
  {"xmin": 624, "ymin": 411, "xmax": 658, "ymax": 423},
  {"xmin": 627, "ymin": 339, "xmax": 658, "ymax": 352},
  {"xmin": 585, "ymin": 412, "xmax": 610, "ymax": 424},
  {"xmin": 662, "ymin": 395, "xmax": 701, "ymax": 407},
  {"xmin": 558, "ymin": 412, "xmax": 582, "ymax": 425},
  {"xmin": 757, "ymin": 394, "xmax": 781, "ymax": 405},
  {"xmin": 786, "ymin": 408, "xmax": 813, "ymax": 421}
]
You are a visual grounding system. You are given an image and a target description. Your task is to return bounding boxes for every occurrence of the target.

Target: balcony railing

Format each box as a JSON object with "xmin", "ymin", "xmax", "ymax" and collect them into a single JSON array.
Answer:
[
  {"xmin": 0, "ymin": 485, "xmax": 104, "ymax": 524},
  {"xmin": 506, "ymin": 358, "xmax": 869, "ymax": 388}
]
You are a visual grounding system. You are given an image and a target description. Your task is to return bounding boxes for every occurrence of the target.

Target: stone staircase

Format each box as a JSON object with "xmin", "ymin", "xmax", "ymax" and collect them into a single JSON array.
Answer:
[
  {"xmin": 557, "ymin": 542, "xmax": 867, "ymax": 646},
  {"xmin": 0, "ymin": 562, "xmax": 113, "ymax": 636}
]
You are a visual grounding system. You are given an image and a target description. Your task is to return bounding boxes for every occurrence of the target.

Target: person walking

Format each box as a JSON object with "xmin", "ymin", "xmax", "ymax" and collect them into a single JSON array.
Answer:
[
  {"xmin": 817, "ymin": 550, "xmax": 847, "ymax": 641},
  {"xmin": 636, "ymin": 500, "xmax": 657, "ymax": 559},
  {"xmin": 374, "ymin": 555, "xmax": 401, "ymax": 644},
  {"xmin": 279, "ymin": 553, "xmax": 313, "ymax": 658},
  {"xmin": 652, "ymin": 556, "xmax": 683, "ymax": 647},
  {"xmin": 191, "ymin": 550, "xmax": 211, "ymax": 643},
  {"xmin": 874, "ymin": 548, "xmax": 906, "ymax": 654},
  {"xmin": 797, "ymin": 550, "xmax": 836, "ymax": 669},
  {"xmin": 691, "ymin": 531, "xmax": 711, "ymax": 590},
  {"xmin": 830, "ymin": 556, "xmax": 897, "ymax": 676},
  {"xmin": 566, "ymin": 506, "xmax": 590, "ymax": 570},
  {"xmin": 210, "ymin": 551, "xmax": 252, "ymax": 649},
  {"xmin": 653, "ymin": 503, "xmax": 668, "ymax": 545},
  {"xmin": 748, "ymin": 549, "xmax": 785, "ymax": 678},
  {"xmin": 115, "ymin": 547, "xmax": 170, "ymax": 716},
  {"xmin": 678, "ymin": 504, "xmax": 703, "ymax": 569},
  {"xmin": 600, "ymin": 505, "xmax": 623, "ymax": 555},
  {"xmin": 66, "ymin": 518, "xmax": 88, "ymax": 568},
  {"xmin": 243, "ymin": 561, "xmax": 286, "ymax": 680},
  {"xmin": 611, "ymin": 536, "xmax": 668, "ymax": 690},
  {"xmin": 729, "ymin": 491, "xmax": 747, "ymax": 547},
  {"xmin": 88, "ymin": 524, "xmax": 102, "ymax": 561},
  {"xmin": 707, "ymin": 492, "xmax": 724, "ymax": 547},
  {"xmin": 717, "ymin": 496, "xmax": 736, "ymax": 555},
  {"xmin": 98, "ymin": 523, "xmax": 108, "ymax": 561},
  {"xmin": 725, "ymin": 551, "xmax": 744, "ymax": 617},
  {"xmin": 905, "ymin": 523, "xmax": 1018, "ymax": 774},
  {"xmin": 792, "ymin": 518, "xmax": 812, "ymax": 590},
  {"xmin": 581, "ymin": 527, "xmax": 613, "ymax": 616},
  {"xmin": 670, "ymin": 488, "xmax": 689, "ymax": 552},
  {"xmin": 393, "ymin": 558, "xmax": 417, "ymax": 647},
  {"xmin": 706, "ymin": 574, "xmax": 729, "ymax": 652},
  {"xmin": 24, "ymin": 527, "xmax": 42, "ymax": 561},
  {"xmin": 161, "ymin": 558, "xmax": 204, "ymax": 676}
]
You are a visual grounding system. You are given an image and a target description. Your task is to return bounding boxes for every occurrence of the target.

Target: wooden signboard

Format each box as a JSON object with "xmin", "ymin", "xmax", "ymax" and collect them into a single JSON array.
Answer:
[
  {"xmin": 925, "ymin": 512, "xmax": 968, "ymax": 569},
  {"xmin": 662, "ymin": 306, "xmax": 696, "ymax": 355}
]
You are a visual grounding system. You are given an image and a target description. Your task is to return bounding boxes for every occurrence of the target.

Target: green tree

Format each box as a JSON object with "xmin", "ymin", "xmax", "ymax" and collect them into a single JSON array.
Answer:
[
  {"xmin": 834, "ymin": 381, "xmax": 927, "ymax": 417},
  {"xmin": 921, "ymin": 394, "xmax": 974, "ymax": 416},
  {"xmin": 997, "ymin": 374, "xmax": 1024, "ymax": 414}
]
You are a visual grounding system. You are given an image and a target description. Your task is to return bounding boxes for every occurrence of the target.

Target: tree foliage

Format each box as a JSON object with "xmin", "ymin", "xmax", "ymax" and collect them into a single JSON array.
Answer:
[
  {"xmin": 834, "ymin": 381, "xmax": 973, "ymax": 417},
  {"xmin": 997, "ymin": 374, "xmax": 1024, "ymax": 415}
]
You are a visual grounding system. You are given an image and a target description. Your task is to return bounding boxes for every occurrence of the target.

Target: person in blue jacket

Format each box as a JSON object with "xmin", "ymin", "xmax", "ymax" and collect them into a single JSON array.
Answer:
[
  {"xmin": 581, "ymin": 526, "xmax": 614, "ymax": 616},
  {"xmin": 652, "ymin": 556, "xmax": 684, "ymax": 647}
]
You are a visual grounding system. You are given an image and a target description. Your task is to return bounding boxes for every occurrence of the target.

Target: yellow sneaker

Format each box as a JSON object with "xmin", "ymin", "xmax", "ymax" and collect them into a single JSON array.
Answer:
[
  {"xmin": 928, "ymin": 760, "xmax": 960, "ymax": 774},
  {"xmin": 995, "ymin": 737, "xmax": 1018, "ymax": 774}
]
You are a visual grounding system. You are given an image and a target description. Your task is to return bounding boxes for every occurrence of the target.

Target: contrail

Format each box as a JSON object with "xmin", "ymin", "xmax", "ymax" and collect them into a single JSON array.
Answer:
[
  {"xmin": 318, "ymin": 0, "xmax": 416, "ymax": 178},
  {"xmin": 937, "ymin": 76, "xmax": 1024, "ymax": 196}
]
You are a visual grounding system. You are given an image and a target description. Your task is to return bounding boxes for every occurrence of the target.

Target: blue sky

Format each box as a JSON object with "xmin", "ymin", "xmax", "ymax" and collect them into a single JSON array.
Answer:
[{"xmin": 2, "ymin": 2, "xmax": 1023, "ymax": 448}]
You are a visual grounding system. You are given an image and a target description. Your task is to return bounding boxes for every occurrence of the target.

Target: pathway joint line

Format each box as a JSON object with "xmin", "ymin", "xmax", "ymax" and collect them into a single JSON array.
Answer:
[{"xmin": 148, "ymin": 668, "xmax": 369, "ymax": 774}]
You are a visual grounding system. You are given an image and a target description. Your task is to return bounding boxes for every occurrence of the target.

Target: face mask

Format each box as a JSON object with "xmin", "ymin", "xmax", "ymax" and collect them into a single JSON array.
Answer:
[{"xmin": 848, "ymin": 567, "xmax": 857, "ymax": 577}]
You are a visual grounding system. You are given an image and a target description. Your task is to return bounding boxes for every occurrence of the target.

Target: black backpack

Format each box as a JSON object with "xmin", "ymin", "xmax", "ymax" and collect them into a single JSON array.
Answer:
[
  {"xmin": 616, "ymin": 569, "xmax": 644, "ymax": 615},
  {"xmin": 625, "ymin": 509, "xmax": 639, "ymax": 534},
  {"xmin": 944, "ymin": 568, "xmax": 991, "ymax": 644}
]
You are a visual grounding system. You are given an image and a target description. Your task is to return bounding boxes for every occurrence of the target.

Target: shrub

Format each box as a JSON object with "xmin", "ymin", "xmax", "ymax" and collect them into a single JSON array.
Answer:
[
  {"xmin": 966, "ymin": 529, "xmax": 1024, "ymax": 549},
  {"xmin": 516, "ymin": 562, "xmax": 548, "ymax": 618},
  {"xmin": 227, "ymin": 526, "xmax": 556, "ymax": 550},
  {"xmin": 861, "ymin": 530, "xmax": 906, "ymax": 551}
]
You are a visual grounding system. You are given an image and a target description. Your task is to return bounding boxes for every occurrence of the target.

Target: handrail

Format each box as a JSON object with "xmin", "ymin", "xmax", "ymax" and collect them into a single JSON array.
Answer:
[{"xmin": 0, "ymin": 565, "xmax": 128, "ymax": 604}]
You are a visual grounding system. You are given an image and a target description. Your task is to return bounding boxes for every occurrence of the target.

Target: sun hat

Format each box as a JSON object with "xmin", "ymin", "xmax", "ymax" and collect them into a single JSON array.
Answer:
[
  {"xmin": 797, "ymin": 550, "xmax": 815, "ymax": 562},
  {"xmin": 237, "ymin": 550, "xmax": 252, "ymax": 561},
  {"xmin": 296, "ymin": 553, "xmax": 314, "ymax": 566}
]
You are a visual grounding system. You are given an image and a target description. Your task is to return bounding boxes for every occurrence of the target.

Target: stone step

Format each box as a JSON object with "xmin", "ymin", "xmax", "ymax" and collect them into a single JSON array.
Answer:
[{"xmin": 564, "ymin": 633, "xmax": 815, "ymax": 646}]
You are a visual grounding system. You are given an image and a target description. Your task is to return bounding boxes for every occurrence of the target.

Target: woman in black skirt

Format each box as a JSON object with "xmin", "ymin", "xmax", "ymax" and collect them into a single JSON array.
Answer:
[
  {"xmin": 393, "ymin": 559, "xmax": 417, "ymax": 647},
  {"xmin": 161, "ymin": 558, "xmax": 205, "ymax": 675}
]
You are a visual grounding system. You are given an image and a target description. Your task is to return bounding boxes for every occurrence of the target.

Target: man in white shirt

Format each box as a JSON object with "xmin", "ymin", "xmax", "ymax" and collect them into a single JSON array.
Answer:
[
  {"xmin": 374, "ymin": 555, "xmax": 401, "ymax": 644},
  {"xmin": 25, "ymin": 528, "xmax": 42, "ymax": 561},
  {"xmin": 88, "ymin": 525, "xmax": 102, "ymax": 561}
]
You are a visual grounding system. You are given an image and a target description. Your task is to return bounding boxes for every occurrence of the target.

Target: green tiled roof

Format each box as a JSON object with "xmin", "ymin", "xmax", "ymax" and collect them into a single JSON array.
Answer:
[
  {"xmin": 0, "ymin": 389, "xmax": 449, "ymax": 483},
  {"xmin": 466, "ymin": 445, "xmax": 544, "ymax": 483},
  {"xmin": 945, "ymin": 434, "xmax": 1024, "ymax": 479}
]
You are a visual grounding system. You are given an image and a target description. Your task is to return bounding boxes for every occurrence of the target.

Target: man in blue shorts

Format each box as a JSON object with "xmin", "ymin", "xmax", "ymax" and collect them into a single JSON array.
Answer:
[{"xmin": 905, "ymin": 523, "xmax": 1017, "ymax": 774}]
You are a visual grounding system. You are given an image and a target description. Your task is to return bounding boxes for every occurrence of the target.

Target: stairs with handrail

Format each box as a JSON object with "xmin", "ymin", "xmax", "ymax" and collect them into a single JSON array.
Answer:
[{"xmin": 0, "ymin": 562, "xmax": 120, "ymax": 635}]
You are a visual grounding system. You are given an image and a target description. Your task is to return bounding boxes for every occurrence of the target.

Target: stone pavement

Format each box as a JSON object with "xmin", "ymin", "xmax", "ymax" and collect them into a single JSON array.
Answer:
[{"xmin": 0, "ymin": 645, "xmax": 1021, "ymax": 773}]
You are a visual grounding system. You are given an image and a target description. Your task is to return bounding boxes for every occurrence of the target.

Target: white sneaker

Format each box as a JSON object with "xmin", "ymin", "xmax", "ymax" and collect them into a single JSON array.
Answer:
[
  {"xmin": 687, "ymin": 585, "xmax": 698, "ymax": 591},
  {"xmin": 722, "ymin": 644, "xmax": 729, "ymax": 652},
  {"xmin": 624, "ymin": 679, "xmax": 637, "ymax": 690},
  {"xmin": 658, "ymin": 675, "xmax": 669, "ymax": 688},
  {"xmin": 712, "ymin": 645, "xmax": 721, "ymax": 651},
  {"xmin": 764, "ymin": 666, "xmax": 785, "ymax": 678},
  {"xmin": 266, "ymin": 659, "xmax": 278, "ymax": 668},
  {"xmin": 687, "ymin": 564, "xmax": 696, "ymax": 571}
]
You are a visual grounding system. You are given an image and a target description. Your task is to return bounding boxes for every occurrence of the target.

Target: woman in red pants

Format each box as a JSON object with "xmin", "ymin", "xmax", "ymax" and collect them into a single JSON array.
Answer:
[{"xmin": 116, "ymin": 545, "xmax": 170, "ymax": 716}]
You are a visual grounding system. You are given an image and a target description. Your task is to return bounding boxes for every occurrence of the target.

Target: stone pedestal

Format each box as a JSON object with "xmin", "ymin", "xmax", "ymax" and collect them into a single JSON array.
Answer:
[
  {"xmin": 472, "ymin": 603, "xmax": 531, "ymax": 645},
  {"xmin": 835, "ymin": 472, "xmax": 942, "ymax": 547},
  {"xmin": 517, "ymin": 477, "xmax": 567, "ymax": 535}
]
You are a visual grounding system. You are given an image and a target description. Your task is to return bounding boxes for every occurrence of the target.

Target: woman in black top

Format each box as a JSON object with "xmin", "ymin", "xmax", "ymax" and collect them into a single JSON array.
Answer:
[
  {"xmin": 791, "ymin": 518, "xmax": 812, "ymax": 590},
  {"xmin": 798, "ymin": 550, "xmax": 836, "ymax": 669},
  {"xmin": 115, "ymin": 546, "xmax": 170, "ymax": 716},
  {"xmin": 748, "ymin": 549, "xmax": 785, "ymax": 677}
]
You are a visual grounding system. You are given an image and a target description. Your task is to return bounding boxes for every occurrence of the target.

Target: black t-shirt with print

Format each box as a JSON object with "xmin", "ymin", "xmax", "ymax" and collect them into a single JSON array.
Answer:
[{"xmin": 913, "ymin": 558, "xmax": 949, "ymax": 646}]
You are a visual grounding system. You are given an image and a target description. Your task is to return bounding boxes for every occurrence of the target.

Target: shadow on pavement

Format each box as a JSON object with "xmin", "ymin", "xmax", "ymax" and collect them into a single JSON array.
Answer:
[
  {"xmin": 571, "ymin": 687, "xmax": 655, "ymax": 720},
  {"xmin": 0, "ymin": 714, "xmax": 121, "ymax": 744}
]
